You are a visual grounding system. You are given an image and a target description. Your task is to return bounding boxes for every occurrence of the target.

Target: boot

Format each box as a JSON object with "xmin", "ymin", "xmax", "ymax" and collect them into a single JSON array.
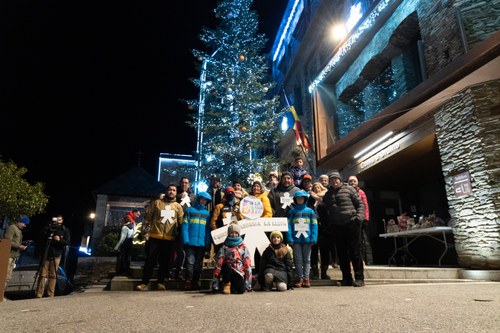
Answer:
[
  {"xmin": 321, "ymin": 266, "xmax": 331, "ymax": 280},
  {"xmin": 222, "ymin": 282, "xmax": 231, "ymax": 294},
  {"xmin": 302, "ymin": 279, "xmax": 311, "ymax": 288},
  {"xmin": 184, "ymin": 280, "xmax": 192, "ymax": 291},
  {"xmin": 294, "ymin": 279, "xmax": 303, "ymax": 288},
  {"xmin": 310, "ymin": 266, "xmax": 319, "ymax": 280}
]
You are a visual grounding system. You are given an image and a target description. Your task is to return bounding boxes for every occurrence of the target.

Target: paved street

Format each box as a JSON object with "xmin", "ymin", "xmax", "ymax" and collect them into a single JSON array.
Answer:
[{"xmin": 1, "ymin": 282, "xmax": 499, "ymax": 333}]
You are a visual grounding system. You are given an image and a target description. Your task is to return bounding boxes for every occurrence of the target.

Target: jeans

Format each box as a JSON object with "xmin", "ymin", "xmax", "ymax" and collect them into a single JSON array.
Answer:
[
  {"xmin": 292, "ymin": 243, "xmax": 313, "ymax": 280},
  {"xmin": 185, "ymin": 246, "xmax": 205, "ymax": 283}
]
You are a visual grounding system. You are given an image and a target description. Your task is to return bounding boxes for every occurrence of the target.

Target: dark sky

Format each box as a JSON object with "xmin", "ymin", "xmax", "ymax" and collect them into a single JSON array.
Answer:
[{"xmin": 0, "ymin": 1, "xmax": 287, "ymax": 236}]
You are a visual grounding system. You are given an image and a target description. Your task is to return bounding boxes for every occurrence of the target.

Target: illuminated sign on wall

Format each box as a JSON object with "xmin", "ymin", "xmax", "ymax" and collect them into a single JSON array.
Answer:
[
  {"xmin": 452, "ymin": 171, "xmax": 473, "ymax": 197},
  {"xmin": 360, "ymin": 141, "xmax": 401, "ymax": 169}
]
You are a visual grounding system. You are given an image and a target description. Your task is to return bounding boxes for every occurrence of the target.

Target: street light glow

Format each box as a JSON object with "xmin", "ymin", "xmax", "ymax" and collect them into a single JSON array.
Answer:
[{"xmin": 331, "ymin": 24, "xmax": 347, "ymax": 41}]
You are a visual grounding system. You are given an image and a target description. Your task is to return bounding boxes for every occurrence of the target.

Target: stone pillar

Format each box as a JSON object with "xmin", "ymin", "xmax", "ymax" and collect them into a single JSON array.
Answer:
[
  {"xmin": 90, "ymin": 194, "xmax": 109, "ymax": 253},
  {"xmin": 434, "ymin": 79, "xmax": 500, "ymax": 269}
]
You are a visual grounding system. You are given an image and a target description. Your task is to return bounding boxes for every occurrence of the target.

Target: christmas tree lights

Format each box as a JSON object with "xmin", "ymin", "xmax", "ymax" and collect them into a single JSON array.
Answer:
[{"xmin": 186, "ymin": 0, "xmax": 284, "ymax": 187}]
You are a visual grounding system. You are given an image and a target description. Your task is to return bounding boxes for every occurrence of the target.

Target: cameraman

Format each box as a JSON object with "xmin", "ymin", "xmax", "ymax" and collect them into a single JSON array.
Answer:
[{"xmin": 35, "ymin": 215, "xmax": 71, "ymax": 298}]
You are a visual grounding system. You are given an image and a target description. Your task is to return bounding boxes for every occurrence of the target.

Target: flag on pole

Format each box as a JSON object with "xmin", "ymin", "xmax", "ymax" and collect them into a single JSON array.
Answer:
[{"xmin": 288, "ymin": 105, "xmax": 312, "ymax": 151}]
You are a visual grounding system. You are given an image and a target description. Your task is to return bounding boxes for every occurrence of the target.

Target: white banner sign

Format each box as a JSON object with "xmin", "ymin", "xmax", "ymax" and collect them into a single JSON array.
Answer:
[{"xmin": 211, "ymin": 217, "xmax": 288, "ymax": 262}]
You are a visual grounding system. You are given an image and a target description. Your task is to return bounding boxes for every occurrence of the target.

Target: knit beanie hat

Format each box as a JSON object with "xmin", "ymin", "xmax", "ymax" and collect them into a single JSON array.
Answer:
[
  {"xmin": 270, "ymin": 230, "xmax": 283, "ymax": 241},
  {"xmin": 348, "ymin": 175, "xmax": 358, "ymax": 184},
  {"xmin": 328, "ymin": 171, "xmax": 342, "ymax": 180},
  {"xmin": 20, "ymin": 216, "xmax": 30, "ymax": 225},
  {"xmin": 281, "ymin": 171, "xmax": 292, "ymax": 179},
  {"xmin": 228, "ymin": 223, "xmax": 241, "ymax": 236},
  {"xmin": 224, "ymin": 186, "xmax": 235, "ymax": 195}
]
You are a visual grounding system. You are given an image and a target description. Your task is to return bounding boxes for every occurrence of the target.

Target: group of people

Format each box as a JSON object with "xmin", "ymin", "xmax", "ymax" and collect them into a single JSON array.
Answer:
[
  {"xmin": 3, "ymin": 214, "xmax": 71, "ymax": 300},
  {"xmin": 115, "ymin": 156, "xmax": 370, "ymax": 294}
]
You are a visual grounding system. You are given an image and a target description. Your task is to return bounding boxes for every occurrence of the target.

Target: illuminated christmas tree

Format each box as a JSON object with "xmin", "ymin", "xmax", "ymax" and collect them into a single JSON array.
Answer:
[{"xmin": 186, "ymin": 0, "xmax": 284, "ymax": 186}]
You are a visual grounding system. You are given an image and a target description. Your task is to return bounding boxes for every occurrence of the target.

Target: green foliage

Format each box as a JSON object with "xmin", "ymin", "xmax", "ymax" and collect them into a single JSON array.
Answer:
[
  {"xmin": 186, "ymin": 0, "xmax": 285, "ymax": 184},
  {"xmin": 94, "ymin": 225, "xmax": 120, "ymax": 256},
  {"xmin": 0, "ymin": 159, "xmax": 49, "ymax": 220}
]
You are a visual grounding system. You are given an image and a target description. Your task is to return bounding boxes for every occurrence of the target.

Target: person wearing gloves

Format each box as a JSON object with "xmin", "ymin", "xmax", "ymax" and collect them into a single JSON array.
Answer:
[
  {"xmin": 212, "ymin": 223, "xmax": 252, "ymax": 294},
  {"xmin": 287, "ymin": 190, "xmax": 318, "ymax": 288},
  {"xmin": 181, "ymin": 191, "xmax": 212, "ymax": 290},
  {"xmin": 258, "ymin": 230, "xmax": 294, "ymax": 291},
  {"xmin": 114, "ymin": 215, "xmax": 135, "ymax": 276}
]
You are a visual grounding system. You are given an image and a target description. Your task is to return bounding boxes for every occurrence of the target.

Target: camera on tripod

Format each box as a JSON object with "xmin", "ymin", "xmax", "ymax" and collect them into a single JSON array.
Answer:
[{"xmin": 46, "ymin": 218, "xmax": 61, "ymax": 240}]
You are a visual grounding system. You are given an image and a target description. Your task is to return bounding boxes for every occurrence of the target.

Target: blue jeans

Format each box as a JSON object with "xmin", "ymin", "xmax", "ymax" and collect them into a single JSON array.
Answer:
[
  {"xmin": 292, "ymin": 243, "xmax": 313, "ymax": 280},
  {"xmin": 185, "ymin": 246, "xmax": 205, "ymax": 283}
]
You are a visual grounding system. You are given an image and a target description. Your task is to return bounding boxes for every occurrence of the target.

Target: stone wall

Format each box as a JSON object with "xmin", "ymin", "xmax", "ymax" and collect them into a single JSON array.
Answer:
[
  {"xmin": 420, "ymin": 0, "xmax": 500, "ymax": 77},
  {"xmin": 434, "ymin": 79, "xmax": 500, "ymax": 269}
]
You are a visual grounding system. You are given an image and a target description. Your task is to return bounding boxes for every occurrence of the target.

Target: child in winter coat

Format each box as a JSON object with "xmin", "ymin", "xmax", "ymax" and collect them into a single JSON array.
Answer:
[
  {"xmin": 212, "ymin": 223, "xmax": 252, "ymax": 294},
  {"xmin": 181, "ymin": 191, "xmax": 212, "ymax": 290},
  {"xmin": 286, "ymin": 190, "xmax": 318, "ymax": 288},
  {"xmin": 258, "ymin": 230, "xmax": 294, "ymax": 291}
]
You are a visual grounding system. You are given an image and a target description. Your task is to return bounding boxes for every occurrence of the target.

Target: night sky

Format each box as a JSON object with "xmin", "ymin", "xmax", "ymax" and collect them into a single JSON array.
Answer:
[{"xmin": 0, "ymin": 0, "xmax": 287, "ymax": 239}]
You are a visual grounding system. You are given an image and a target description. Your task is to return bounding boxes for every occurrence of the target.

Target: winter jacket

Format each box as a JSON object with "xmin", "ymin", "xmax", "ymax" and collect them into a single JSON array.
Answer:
[
  {"xmin": 213, "ymin": 237, "xmax": 253, "ymax": 290},
  {"xmin": 38, "ymin": 223, "xmax": 71, "ymax": 258},
  {"xmin": 210, "ymin": 200, "xmax": 242, "ymax": 230},
  {"xmin": 146, "ymin": 197, "xmax": 184, "ymax": 241},
  {"xmin": 286, "ymin": 203, "xmax": 318, "ymax": 244},
  {"xmin": 206, "ymin": 186, "xmax": 224, "ymax": 214},
  {"xmin": 254, "ymin": 192, "xmax": 272, "ymax": 217},
  {"xmin": 182, "ymin": 202, "xmax": 211, "ymax": 249},
  {"xmin": 268, "ymin": 183, "xmax": 300, "ymax": 217},
  {"xmin": 176, "ymin": 187, "xmax": 196, "ymax": 211},
  {"xmin": 4, "ymin": 223, "xmax": 24, "ymax": 259},
  {"xmin": 289, "ymin": 165, "xmax": 308, "ymax": 186},
  {"xmin": 323, "ymin": 184, "xmax": 365, "ymax": 226},
  {"xmin": 114, "ymin": 222, "xmax": 134, "ymax": 251},
  {"xmin": 354, "ymin": 186, "xmax": 370, "ymax": 221},
  {"xmin": 258, "ymin": 243, "xmax": 294, "ymax": 288}
]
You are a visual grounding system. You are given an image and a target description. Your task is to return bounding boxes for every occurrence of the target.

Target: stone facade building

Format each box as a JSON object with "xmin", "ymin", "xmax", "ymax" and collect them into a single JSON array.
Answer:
[{"xmin": 271, "ymin": 0, "xmax": 499, "ymax": 269}]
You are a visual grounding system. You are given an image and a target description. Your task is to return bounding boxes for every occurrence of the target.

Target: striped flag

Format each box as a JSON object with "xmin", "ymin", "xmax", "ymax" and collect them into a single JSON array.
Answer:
[{"xmin": 289, "ymin": 105, "xmax": 312, "ymax": 151}]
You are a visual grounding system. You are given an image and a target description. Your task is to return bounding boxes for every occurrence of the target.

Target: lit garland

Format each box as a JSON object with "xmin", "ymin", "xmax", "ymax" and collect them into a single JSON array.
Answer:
[{"xmin": 308, "ymin": 0, "xmax": 392, "ymax": 93}]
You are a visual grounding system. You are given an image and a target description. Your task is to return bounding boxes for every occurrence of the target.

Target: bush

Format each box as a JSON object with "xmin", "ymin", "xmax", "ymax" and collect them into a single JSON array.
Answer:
[{"xmin": 94, "ymin": 225, "xmax": 120, "ymax": 256}]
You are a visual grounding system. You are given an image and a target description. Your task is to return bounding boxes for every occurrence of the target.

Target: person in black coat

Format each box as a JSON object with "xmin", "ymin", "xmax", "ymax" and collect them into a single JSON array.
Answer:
[
  {"xmin": 323, "ymin": 171, "xmax": 365, "ymax": 287},
  {"xmin": 258, "ymin": 230, "xmax": 294, "ymax": 291}
]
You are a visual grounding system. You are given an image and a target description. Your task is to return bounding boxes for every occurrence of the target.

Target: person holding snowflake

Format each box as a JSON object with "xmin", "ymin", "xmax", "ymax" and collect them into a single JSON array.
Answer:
[{"xmin": 286, "ymin": 190, "xmax": 318, "ymax": 288}]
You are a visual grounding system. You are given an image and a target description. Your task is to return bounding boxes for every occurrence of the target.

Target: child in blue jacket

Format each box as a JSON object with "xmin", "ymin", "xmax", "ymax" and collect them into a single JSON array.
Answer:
[
  {"xmin": 286, "ymin": 190, "xmax": 318, "ymax": 288},
  {"xmin": 181, "ymin": 191, "xmax": 212, "ymax": 290}
]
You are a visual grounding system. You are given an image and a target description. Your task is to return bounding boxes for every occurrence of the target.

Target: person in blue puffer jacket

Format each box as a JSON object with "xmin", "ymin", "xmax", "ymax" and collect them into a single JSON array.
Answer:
[
  {"xmin": 286, "ymin": 190, "xmax": 318, "ymax": 288},
  {"xmin": 181, "ymin": 191, "xmax": 212, "ymax": 290}
]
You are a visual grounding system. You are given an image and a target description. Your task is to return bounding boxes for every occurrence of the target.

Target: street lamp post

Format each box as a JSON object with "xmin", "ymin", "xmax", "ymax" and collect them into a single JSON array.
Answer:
[{"xmin": 195, "ymin": 48, "xmax": 221, "ymax": 188}]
